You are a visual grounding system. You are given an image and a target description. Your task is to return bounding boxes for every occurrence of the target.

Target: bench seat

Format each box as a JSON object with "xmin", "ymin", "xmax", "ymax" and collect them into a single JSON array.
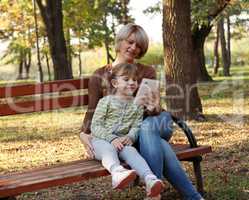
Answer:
[
  {"xmin": 0, "ymin": 78, "xmax": 212, "ymax": 198},
  {"xmin": 0, "ymin": 144, "xmax": 211, "ymax": 198}
]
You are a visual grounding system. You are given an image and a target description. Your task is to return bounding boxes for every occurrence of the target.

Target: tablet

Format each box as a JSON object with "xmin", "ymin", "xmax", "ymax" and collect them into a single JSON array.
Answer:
[{"xmin": 134, "ymin": 78, "xmax": 160, "ymax": 105}]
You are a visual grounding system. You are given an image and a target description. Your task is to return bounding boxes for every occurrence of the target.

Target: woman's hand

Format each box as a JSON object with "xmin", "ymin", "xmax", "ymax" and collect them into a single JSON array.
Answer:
[
  {"xmin": 135, "ymin": 90, "xmax": 160, "ymax": 111},
  {"xmin": 79, "ymin": 132, "xmax": 94, "ymax": 159},
  {"xmin": 111, "ymin": 138, "xmax": 124, "ymax": 151},
  {"xmin": 145, "ymin": 90, "xmax": 161, "ymax": 111}
]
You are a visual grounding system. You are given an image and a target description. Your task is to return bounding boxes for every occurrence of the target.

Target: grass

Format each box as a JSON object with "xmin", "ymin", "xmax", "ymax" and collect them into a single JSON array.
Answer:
[{"xmin": 0, "ymin": 65, "xmax": 249, "ymax": 199}]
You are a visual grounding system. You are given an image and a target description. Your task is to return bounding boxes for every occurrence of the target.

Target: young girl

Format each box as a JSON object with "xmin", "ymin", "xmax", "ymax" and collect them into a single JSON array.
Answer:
[{"xmin": 90, "ymin": 63, "xmax": 164, "ymax": 198}]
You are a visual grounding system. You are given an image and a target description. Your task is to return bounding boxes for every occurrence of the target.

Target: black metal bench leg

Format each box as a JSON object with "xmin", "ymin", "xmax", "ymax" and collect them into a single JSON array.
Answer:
[
  {"xmin": 0, "ymin": 197, "xmax": 16, "ymax": 200},
  {"xmin": 193, "ymin": 157, "xmax": 204, "ymax": 195}
]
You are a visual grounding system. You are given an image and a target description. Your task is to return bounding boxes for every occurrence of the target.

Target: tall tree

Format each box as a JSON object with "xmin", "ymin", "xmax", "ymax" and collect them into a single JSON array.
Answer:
[
  {"xmin": 36, "ymin": 0, "xmax": 72, "ymax": 80},
  {"xmin": 163, "ymin": 0, "xmax": 203, "ymax": 120},
  {"xmin": 219, "ymin": 17, "xmax": 230, "ymax": 76},
  {"xmin": 213, "ymin": 24, "xmax": 220, "ymax": 75},
  {"xmin": 145, "ymin": 0, "xmax": 232, "ymax": 82},
  {"xmin": 191, "ymin": 0, "xmax": 232, "ymax": 81},
  {"xmin": 226, "ymin": 15, "xmax": 231, "ymax": 67},
  {"xmin": 33, "ymin": 0, "xmax": 43, "ymax": 82},
  {"xmin": 0, "ymin": 0, "xmax": 35, "ymax": 79}
]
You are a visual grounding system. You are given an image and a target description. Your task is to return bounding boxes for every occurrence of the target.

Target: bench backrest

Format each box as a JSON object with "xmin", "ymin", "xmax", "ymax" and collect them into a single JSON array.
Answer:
[{"xmin": 0, "ymin": 78, "xmax": 89, "ymax": 116}]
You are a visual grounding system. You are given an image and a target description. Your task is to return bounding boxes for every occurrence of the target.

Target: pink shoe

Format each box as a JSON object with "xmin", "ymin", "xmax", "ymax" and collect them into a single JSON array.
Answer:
[
  {"xmin": 112, "ymin": 169, "xmax": 137, "ymax": 189},
  {"xmin": 145, "ymin": 176, "xmax": 164, "ymax": 197}
]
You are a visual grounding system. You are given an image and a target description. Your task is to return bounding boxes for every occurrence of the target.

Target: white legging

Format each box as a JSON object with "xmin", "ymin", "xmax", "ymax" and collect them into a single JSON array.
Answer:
[{"xmin": 91, "ymin": 137, "xmax": 154, "ymax": 179}]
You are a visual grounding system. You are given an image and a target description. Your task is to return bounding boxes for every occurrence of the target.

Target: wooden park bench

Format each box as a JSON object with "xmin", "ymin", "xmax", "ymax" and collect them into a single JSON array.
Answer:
[{"xmin": 0, "ymin": 77, "xmax": 212, "ymax": 199}]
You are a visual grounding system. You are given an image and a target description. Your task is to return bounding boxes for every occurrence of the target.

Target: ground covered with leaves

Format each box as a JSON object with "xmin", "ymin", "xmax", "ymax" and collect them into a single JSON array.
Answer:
[{"xmin": 1, "ymin": 66, "xmax": 249, "ymax": 199}]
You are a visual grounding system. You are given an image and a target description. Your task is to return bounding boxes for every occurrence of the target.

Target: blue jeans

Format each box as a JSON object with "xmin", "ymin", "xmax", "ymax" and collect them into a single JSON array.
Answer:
[{"xmin": 138, "ymin": 112, "xmax": 202, "ymax": 200}]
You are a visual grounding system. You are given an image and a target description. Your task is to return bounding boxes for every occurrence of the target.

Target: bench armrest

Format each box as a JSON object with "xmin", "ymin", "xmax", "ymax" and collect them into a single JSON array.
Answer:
[{"xmin": 171, "ymin": 115, "xmax": 198, "ymax": 148}]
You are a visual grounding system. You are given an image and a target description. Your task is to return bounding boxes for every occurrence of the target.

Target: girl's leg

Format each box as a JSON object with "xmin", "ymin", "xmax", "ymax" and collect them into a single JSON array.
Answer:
[
  {"xmin": 119, "ymin": 145, "xmax": 154, "ymax": 179},
  {"xmin": 138, "ymin": 112, "xmax": 173, "ymax": 178},
  {"xmin": 91, "ymin": 138, "xmax": 136, "ymax": 189},
  {"xmin": 160, "ymin": 139, "xmax": 202, "ymax": 200},
  {"xmin": 92, "ymin": 138, "xmax": 121, "ymax": 171},
  {"xmin": 119, "ymin": 146, "xmax": 164, "ymax": 197}
]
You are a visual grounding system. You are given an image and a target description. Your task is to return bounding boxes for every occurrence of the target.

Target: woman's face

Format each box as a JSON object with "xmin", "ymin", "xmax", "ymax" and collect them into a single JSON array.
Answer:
[{"xmin": 118, "ymin": 33, "xmax": 141, "ymax": 63}]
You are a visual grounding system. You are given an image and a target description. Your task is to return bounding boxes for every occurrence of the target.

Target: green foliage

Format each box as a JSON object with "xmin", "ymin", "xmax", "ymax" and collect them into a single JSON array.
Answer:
[
  {"xmin": 63, "ymin": 0, "xmax": 133, "ymax": 52},
  {"xmin": 143, "ymin": 1, "xmax": 161, "ymax": 15},
  {"xmin": 0, "ymin": 0, "xmax": 37, "ymax": 65},
  {"xmin": 191, "ymin": 0, "xmax": 217, "ymax": 26},
  {"xmin": 140, "ymin": 43, "xmax": 164, "ymax": 65}
]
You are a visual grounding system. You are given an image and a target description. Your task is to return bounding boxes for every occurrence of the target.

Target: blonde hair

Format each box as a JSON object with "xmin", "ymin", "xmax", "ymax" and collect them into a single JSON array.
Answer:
[{"xmin": 115, "ymin": 23, "xmax": 149, "ymax": 59}]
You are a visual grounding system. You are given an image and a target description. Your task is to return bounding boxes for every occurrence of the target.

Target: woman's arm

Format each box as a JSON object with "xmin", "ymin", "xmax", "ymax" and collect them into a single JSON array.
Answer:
[
  {"xmin": 80, "ymin": 68, "xmax": 105, "ymax": 158},
  {"xmin": 81, "ymin": 72, "xmax": 103, "ymax": 134}
]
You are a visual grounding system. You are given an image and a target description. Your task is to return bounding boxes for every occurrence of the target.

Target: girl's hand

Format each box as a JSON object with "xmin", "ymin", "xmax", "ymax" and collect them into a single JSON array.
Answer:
[
  {"xmin": 120, "ymin": 136, "xmax": 133, "ymax": 146},
  {"xmin": 111, "ymin": 138, "xmax": 124, "ymax": 151},
  {"xmin": 79, "ymin": 132, "xmax": 94, "ymax": 159}
]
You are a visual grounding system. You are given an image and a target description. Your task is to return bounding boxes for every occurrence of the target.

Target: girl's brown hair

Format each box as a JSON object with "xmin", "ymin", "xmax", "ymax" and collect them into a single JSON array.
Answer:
[
  {"xmin": 111, "ymin": 63, "xmax": 138, "ymax": 80},
  {"xmin": 110, "ymin": 63, "xmax": 138, "ymax": 93}
]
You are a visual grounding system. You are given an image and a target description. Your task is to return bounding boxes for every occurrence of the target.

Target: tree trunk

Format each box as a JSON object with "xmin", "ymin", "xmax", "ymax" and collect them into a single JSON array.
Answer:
[
  {"xmin": 66, "ymin": 28, "xmax": 72, "ymax": 72},
  {"xmin": 25, "ymin": 27, "xmax": 32, "ymax": 79},
  {"xmin": 45, "ymin": 52, "xmax": 51, "ymax": 81},
  {"xmin": 192, "ymin": 24, "xmax": 213, "ymax": 82},
  {"xmin": 78, "ymin": 37, "xmax": 82, "ymax": 76},
  {"xmin": 24, "ymin": 51, "xmax": 31, "ymax": 79},
  {"xmin": 163, "ymin": 0, "xmax": 203, "ymax": 120},
  {"xmin": 17, "ymin": 55, "xmax": 24, "ymax": 80},
  {"xmin": 227, "ymin": 15, "xmax": 231, "ymax": 67},
  {"xmin": 219, "ymin": 17, "xmax": 230, "ymax": 76},
  {"xmin": 103, "ymin": 14, "xmax": 114, "ymax": 64},
  {"xmin": 43, "ymin": 36, "xmax": 52, "ymax": 81},
  {"xmin": 33, "ymin": 0, "xmax": 43, "ymax": 82},
  {"xmin": 36, "ymin": 0, "xmax": 72, "ymax": 80},
  {"xmin": 213, "ymin": 24, "xmax": 220, "ymax": 75}
]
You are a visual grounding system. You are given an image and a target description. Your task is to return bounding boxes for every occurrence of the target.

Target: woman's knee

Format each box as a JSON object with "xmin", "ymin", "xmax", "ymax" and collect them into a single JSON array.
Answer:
[
  {"xmin": 141, "ymin": 116, "xmax": 160, "ymax": 131},
  {"xmin": 159, "ymin": 112, "xmax": 173, "ymax": 141},
  {"xmin": 140, "ymin": 112, "xmax": 173, "ymax": 140}
]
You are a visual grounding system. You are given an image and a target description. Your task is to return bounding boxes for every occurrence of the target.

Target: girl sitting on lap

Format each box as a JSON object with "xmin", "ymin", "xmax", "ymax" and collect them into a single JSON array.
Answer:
[{"xmin": 91, "ymin": 63, "xmax": 164, "ymax": 198}]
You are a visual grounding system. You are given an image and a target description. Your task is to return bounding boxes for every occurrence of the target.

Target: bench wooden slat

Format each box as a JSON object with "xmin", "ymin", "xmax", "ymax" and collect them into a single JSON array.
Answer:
[
  {"xmin": 0, "ymin": 78, "xmax": 89, "ymax": 98},
  {"xmin": 0, "ymin": 144, "xmax": 212, "ymax": 197},
  {"xmin": 173, "ymin": 145, "xmax": 212, "ymax": 160},
  {"xmin": 0, "ymin": 161, "xmax": 100, "ymax": 185},
  {"xmin": 0, "ymin": 95, "xmax": 88, "ymax": 116},
  {"xmin": 6, "ymin": 164, "xmax": 104, "ymax": 188}
]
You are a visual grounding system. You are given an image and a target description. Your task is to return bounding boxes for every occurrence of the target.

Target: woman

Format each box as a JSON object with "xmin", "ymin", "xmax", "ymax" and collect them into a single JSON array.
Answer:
[{"xmin": 80, "ymin": 23, "xmax": 204, "ymax": 200}]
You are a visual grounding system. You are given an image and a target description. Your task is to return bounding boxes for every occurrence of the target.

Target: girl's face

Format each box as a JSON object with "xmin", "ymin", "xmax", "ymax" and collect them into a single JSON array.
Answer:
[
  {"xmin": 111, "ymin": 75, "xmax": 138, "ymax": 98},
  {"xmin": 118, "ymin": 33, "xmax": 141, "ymax": 63}
]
